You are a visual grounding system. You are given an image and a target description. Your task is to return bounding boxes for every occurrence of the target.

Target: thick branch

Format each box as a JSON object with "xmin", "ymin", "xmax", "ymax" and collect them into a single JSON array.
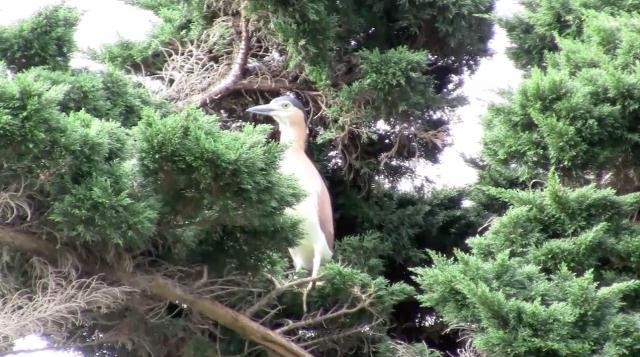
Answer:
[
  {"xmin": 187, "ymin": 17, "xmax": 251, "ymax": 108},
  {"xmin": 179, "ymin": 77, "xmax": 313, "ymax": 108},
  {"xmin": 0, "ymin": 227, "xmax": 311, "ymax": 357},
  {"xmin": 140, "ymin": 275, "xmax": 310, "ymax": 357}
]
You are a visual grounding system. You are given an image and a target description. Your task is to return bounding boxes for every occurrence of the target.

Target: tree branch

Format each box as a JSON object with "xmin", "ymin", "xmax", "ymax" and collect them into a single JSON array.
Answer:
[
  {"xmin": 298, "ymin": 317, "xmax": 384, "ymax": 348},
  {"xmin": 178, "ymin": 77, "xmax": 314, "ymax": 108},
  {"xmin": 232, "ymin": 79, "xmax": 310, "ymax": 93},
  {"xmin": 185, "ymin": 16, "xmax": 251, "ymax": 108},
  {"xmin": 0, "ymin": 227, "xmax": 311, "ymax": 357},
  {"xmin": 277, "ymin": 291, "xmax": 373, "ymax": 334},
  {"xmin": 140, "ymin": 275, "xmax": 310, "ymax": 357},
  {"xmin": 245, "ymin": 275, "xmax": 320, "ymax": 317}
]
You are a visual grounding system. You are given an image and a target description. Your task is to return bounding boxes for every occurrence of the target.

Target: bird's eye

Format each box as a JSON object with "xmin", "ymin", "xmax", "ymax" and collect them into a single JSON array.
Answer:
[{"xmin": 281, "ymin": 102, "xmax": 291, "ymax": 109}]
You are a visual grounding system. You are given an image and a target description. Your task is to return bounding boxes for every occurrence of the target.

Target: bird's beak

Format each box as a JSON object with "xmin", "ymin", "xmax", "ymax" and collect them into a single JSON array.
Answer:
[{"xmin": 246, "ymin": 103, "xmax": 277, "ymax": 116}]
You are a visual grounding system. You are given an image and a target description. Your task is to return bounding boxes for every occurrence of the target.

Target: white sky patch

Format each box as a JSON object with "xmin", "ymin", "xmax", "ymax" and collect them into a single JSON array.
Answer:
[{"xmin": 414, "ymin": 0, "xmax": 524, "ymax": 189}]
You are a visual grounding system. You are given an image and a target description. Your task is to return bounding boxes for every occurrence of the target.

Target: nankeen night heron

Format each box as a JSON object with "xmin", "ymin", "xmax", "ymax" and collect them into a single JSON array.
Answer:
[{"xmin": 247, "ymin": 96, "xmax": 334, "ymax": 284}]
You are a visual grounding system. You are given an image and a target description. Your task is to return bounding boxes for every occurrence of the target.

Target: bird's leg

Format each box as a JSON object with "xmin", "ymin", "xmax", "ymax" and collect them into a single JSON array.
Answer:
[
  {"xmin": 310, "ymin": 246, "xmax": 322, "ymax": 289},
  {"xmin": 302, "ymin": 247, "xmax": 323, "ymax": 314},
  {"xmin": 302, "ymin": 286, "xmax": 309, "ymax": 314},
  {"xmin": 288, "ymin": 247, "xmax": 303, "ymax": 273}
]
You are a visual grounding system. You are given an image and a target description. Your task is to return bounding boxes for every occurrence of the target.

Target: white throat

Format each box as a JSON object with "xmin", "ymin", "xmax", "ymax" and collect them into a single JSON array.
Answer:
[
  {"xmin": 276, "ymin": 119, "xmax": 307, "ymax": 151},
  {"xmin": 278, "ymin": 122, "xmax": 296, "ymax": 146}
]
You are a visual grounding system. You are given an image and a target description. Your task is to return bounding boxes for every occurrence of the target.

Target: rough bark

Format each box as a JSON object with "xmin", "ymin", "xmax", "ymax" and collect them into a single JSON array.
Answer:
[
  {"xmin": 182, "ymin": 17, "xmax": 252, "ymax": 109},
  {"xmin": 0, "ymin": 227, "xmax": 311, "ymax": 357}
]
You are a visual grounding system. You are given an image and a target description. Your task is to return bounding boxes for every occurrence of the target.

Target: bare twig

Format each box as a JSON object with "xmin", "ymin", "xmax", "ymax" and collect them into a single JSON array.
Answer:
[
  {"xmin": 161, "ymin": 17, "xmax": 235, "ymax": 101},
  {"xmin": 298, "ymin": 317, "xmax": 384, "ymax": 348},
  {"xmin": 384, "ymin": 340, "xmax": 441, "ymax": 357},
  {"xmin": 245, "ymin": 275, "xmax": 320, "ymax": 317},
  {"xmin": 477, "ymin": 216, "xmax": 496, "ymax": 234},
  {"xmin": 0, "ymin": 259, "xmax": 133, "ymax": 348},
  {"xmin": 277, "ymin": 288, "xmax": 374, "ymax": 334},
  {"xmin": 0, "ymin": 178, "xmax": 33, "ymax": 224}
]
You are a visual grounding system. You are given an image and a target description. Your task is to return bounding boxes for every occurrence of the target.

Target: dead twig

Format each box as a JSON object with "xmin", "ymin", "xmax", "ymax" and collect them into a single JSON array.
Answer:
[
  {"xmin": 298, "ymin": 317, "xmax": 384, "ymax": 348},
  {"xmin": 0, "ymin": 258, "xmax": 133, "ymax": 348},
  {"xmin": 245, "ymin": 275, "xmax": 320, "ymax": 316},
  {"xmin": 277, "ymin": 287, "xmax": 375, "ymax": 334}
]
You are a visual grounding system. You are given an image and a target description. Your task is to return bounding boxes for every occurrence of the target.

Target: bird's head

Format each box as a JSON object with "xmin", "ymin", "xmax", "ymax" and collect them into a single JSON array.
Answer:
[{"xmin": 246, "ymin": 96, "xmax": 307, "ymax": 128}]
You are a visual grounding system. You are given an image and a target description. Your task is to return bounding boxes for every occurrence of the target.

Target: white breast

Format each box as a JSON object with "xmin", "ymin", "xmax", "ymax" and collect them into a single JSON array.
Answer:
[
  {"xmin": 280, "ymin": 151, "xmax": 321, "ymax": 193},
  {"xmin": 280, "ymin": 150, "xmax": 333, "ymax": 270}
]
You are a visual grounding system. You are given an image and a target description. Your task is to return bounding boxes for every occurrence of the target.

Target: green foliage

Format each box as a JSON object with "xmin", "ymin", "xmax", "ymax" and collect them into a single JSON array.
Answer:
[
  {"xmin": 98, "ymin": 0, "xmax": 218, "ymax": 70},
  {"xmin": 0, "ymin": 61, "xmax": 7, "ymax": 79},
  {"xmin": 464, "ymin": 3, "xmax": 640, "ymax": 355},
  {"xmin": 329, "ymin": 47, "xmax": 435, "ymax": 120},
  {"xmin": 0, "ymin": 5, "xmax": 79, "ymax": 71},
  {"xmin": 136, "ymin": 108, "xmax": 304, "ymax": 269},
  {"xmin": 184, "ymin": 335, "xmax": 218, "ymax": 357},
  {"xmin": 247, "ymin": 0, "xmax": 493, "ymax": 81},
  {"xmin": 320, "ymin": 45, "xmax": 445, "ymax": 183},
  {"xmin": 415, "ymin": 174, "xmax": 640, "ymax": 356},
  {"xmin": 501, "ymin": 0, "xmax": 640, "ymax": 69},
  {"xmin": 24, "ymin": 67, "xmax": 166, "ymax": 127},
  {"xmin": 0, "ymin": 66, "xmax": 305, "ymax": 262},
  {"xmin": 482, "ymin": 10, "xmax": 640, "ymax": 191},
  {"xmin": 48, "ymin": 112, "xmax": 158, "ymax": 250},
  {"xmin": 135, "ymin": 0, "xmax": 210, "ymax": 40},
  {"xmin": 395, "ymin": 0, "xmax": 495, "ymax": 58},
  {"xmin": 247, "ymin": 0, "xmax": 339, "ymax": 83},
  {"xmin": 96, "ymin": 0, "xmax": 495, "ymax": 191},
  {"xmin": 0, "ymin": 73, "xmax": 159, "ymax": 251},
  {"xmin": 98, "ymin": 40, "xmax": 161, "ymax": 71},
  {"xmin": 317, "ymin": 263, "xmax": 415, "ymax": 312},
  {"xmin": 0, "ymin": 74, "xmax": 67, "ymax": 174},
  {"xmin": 335, "ymin": 187, "xmax": 485, "ymax": 266},
  {"xmin": 335, "ymin": 232, "xmax": 391, "ymax": 276},
  {"xmin": 102, "ymin": 0, "xmax": 493, "ymax": 88},
  {"xmin": 288, "ymin": 262, "xmax": 415, "ymax": 354},
  {"xmin": 49, "ymin": 160, "xmax": 158, "ymax": 250},
  {"xmin": 375, "ymin": 340, "xmax": 443, "ymax": 357},
  {"xmin": 0, "ymin": 1, "xmax": 500, "ymax": 355}
]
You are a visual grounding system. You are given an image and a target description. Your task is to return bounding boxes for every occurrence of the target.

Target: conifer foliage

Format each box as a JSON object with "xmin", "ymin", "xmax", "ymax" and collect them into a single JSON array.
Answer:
[
  {"xmin": 415, "ymin": 173, "xmax": 640, "ymax": 356},
  {"xmin": 484, "ymin": 1, "xmax": 640, "ymax": 192},
  {"xmin": 0, "ymin": 5, "xmax": 78, "ymax": 71},
  {"xmin": 415, "ymin": 1, "xmax": 640, "ymax": 356},
  {"xmin": 0, "ymin": 1, "xmax": 494, "ymax": 356}
]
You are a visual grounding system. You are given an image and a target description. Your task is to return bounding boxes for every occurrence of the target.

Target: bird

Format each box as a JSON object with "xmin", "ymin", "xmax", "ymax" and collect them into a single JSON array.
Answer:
[{"xmin": 247, "ymin": 96, "xmax": 334, "ymax": 286}]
